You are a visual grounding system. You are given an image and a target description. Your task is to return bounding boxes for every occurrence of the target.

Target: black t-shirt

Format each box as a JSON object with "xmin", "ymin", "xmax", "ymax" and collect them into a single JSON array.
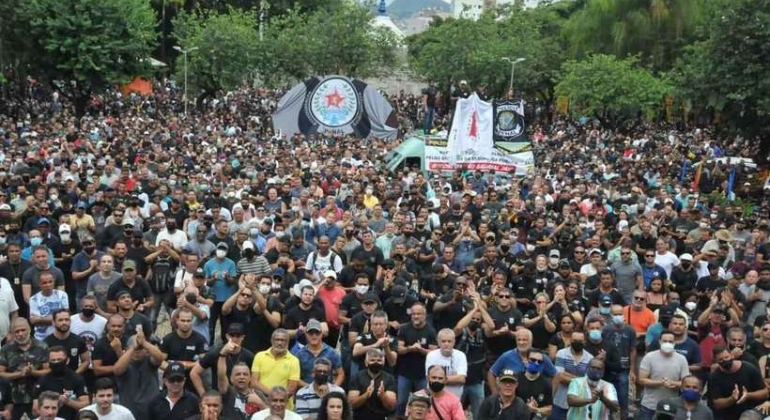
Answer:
[
  {"xmin": 338, "ymin": 267, "xmax": 376, "ymax": 289},
  {"xmin": 709, "ymin": 362, "xmax": 765, "ymax": 420},
  {"xmin": 92, "ymin": 335, "xmax": 127, "ymax": 380},
  {"xmin": 486, "ymin": 305, "xmax": 523, "ymax": 357},
  {"xmin": 352, "ymin": 333, "xmax": 397, "ymax": 371},
  {"xmin": 353, "ymin": 245, "xmax": 384, "ymax": 271},
  {"xmin": 198, "ymin": 346, "xmax": 255, "ymax": 384},
  {"xmin": 33, "ymin": 369, "xmax": 87, "ymax": 420},
  {"xmin": 148, "ymin": 390, "xmax": 200, "ymax": 420},
  {"xmin": 282, "ymin": 303, "xmax": 327, "ymax": 343},
  {"xmin": 124, "ymin": 312, "xmax": 153, "ymax": 339},
  {"xmin": 349, "ymin": 370, "xmax": 397, "ymax": 420},
  {"xmin": 515, "ymin": 372, "xmax": 552, "ymax": 410},
  {"xmin": 225, "ymin": 297, "xmax": 281, "ymax": 353},
  {"xmin": 350, "ymin": 311, "xmax": 374, "ymax": 339},
  {"xmin": 395, "ymin": 323, "xmax": 437, "ymax": 380},
  {"xmin": 586, "ymin": 288, "xmax": 625, "ymax": 309},
  {"xmin": 456, "ymin": 327, "xmax": 487, "ymax": 385},
  {"xmin": 160, "ymin": 331, "xmax": 208, "ymax": 363},
  {"xmin": 340, "ymin": 293, "xmax": 364, "ymax": 320},
  {"xmin": 126, "ymin": 246, "xmax": 152, "ymax": 277},
  {"xmin": 433, "ymin": 292, "xmax": 470, "ymax": 331},
  {"xmin": 477, "ymin": 395, "xmax": 531, "ymax": 420},
  {"xmin": 670, "ymin": 267, "xmax": 698, "ymax": 292},
  {"xmin": 106, "ymin": 278, "xmax": 153, "ymax": 305},
  {"xmin": 44, "ymin": 333, "xmax": 88, "ymax": 372},
  {"xmin": 523, "ymin": 309, "xmax": 556, "ymax": 350}
]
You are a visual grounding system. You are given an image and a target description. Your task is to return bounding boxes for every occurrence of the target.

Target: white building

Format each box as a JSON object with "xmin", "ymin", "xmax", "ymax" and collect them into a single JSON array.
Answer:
[{"xmin": 451, "ymin": 0, "xmax": 550, "ymax": 20}]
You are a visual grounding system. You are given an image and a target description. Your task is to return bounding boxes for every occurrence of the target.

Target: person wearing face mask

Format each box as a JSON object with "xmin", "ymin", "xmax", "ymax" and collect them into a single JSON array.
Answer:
[
  {"xmin": 601, "ymin": 304, "xmax": 636, "ymax": 420},
  {"xmin": 347, "ymin": 348, "xmax": 398, "ymax": 420},
  {"xmin": 515, "ymin": 351, "xmax": 553, "ymax": 419},
  {"xmin": 33, "ymin": 346, "xmax": 90, "ymax": 420},
  {"xmin": 205, "ymin": 242, "xmax": 238, "ymax": 345},
  {"xmin": 156, "ymin": 217, "xmax": 189, "ymax": 252},
  {"xmin": 709, "ymin": 345, "xmax": 768, "ymax": 420},
  {"xmin": 410, "ymin": 364, "xmax": 465, "ymax": 420},
  {"xmin": 551, "ymin": 331, "xmax": 594, "ymax": 420},
  {"xmin": 566, "ymin": 359, "xmax": 619, "ymax": 420},
  {"xmin": 295, "ymin": 358, "xmax": 345, "ymax": 420},
  {"xmin": 54, "ymin": 224, "xmax": 81, "ymax": 310},
  {"xmin": 236, "ymin": 240, "xmax": 271, "ymax": 277},
  {"xmin": 654, "ymin": 375, "xmax": 713, "ymax": 420},
  {"xmin": 0, "ymin": 318, "xmax": 50, "ymax": 420},
  {"xmin": 637, "ymin": 331, "xmax": 691, "ymax": 420},
  {"xmin": 671, "ymin": 253, "xmax": 699, "ymax": 295}
]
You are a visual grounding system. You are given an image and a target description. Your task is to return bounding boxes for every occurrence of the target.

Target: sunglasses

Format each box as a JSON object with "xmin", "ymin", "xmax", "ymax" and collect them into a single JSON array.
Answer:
[
  {"xmin": 633, "ymin": 296, "xmax": 646, "ymax": 301},
  {"xmin": 240, "ymin": 293, "xmax": 253, "ymax": 298},
  {"xmin": 528, "ymin": 358, "xmax": 543, "ymax": 364},
  {"xmin": 621, "ymin": 252, "xmax": 630, "ymax": 255},
  {"xmin": 646, "ymin": 255, "xmax": 655, "ymax": 258},
  {"xmin": 167, "ymin": 377, "xmax": 185, "ymax": 383}
]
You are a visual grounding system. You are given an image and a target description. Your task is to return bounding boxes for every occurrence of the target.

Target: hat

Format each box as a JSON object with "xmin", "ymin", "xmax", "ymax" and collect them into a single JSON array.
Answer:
[
  {"xmin": 362, "ymin": 292, "xmax": 379, "ymax": 304},
  {"xmin": 59, "ymin": 224, "xmax": 71, "ymax": 234},
  {"xmin": 407, "ymin": 393, "xmax": 431, "ymax": 407},
  {"xmin": 549, "ymin": 249, "xmax": 561, "ymax": 259},
  {"xmin": 227, "ymin": 323, "xmax": 245, "ymax": 335},
  {"xmin": 242, "ymin": 241, "xmax": 255, "ymax": 251},
  {"xmin": 273, "ymin": 268, "xmax": 285, "ymax": 278},
  {"xmin": 122, "ymin": 260, "xmax": 137, "ymax": 271},
  {"xmin": 655, "ymin": 400, "xmax": 678, "ymax": 418},
  {"xmin": 121, "ymin": 218, "xmax": 134, "ymax": 227},
  {"xmin": 0, "ymin": 204, "xmax": 10, "ymax": 211},
  {"xmin": 382, "ymin": 259, "xmax": 395, "ymax": 269},
  {"xmin": 115, "ymin": 289, "xmax": 132, "ymax": 300},
  {"xmin": 37, "ymin": 217, "xmax": 51, "ymax": 226},
  {"xmin": 391, "ymin": 285, "xmax": 407, "ymax": 304},
  {"xmin": 679, "ymin": 253, "xmax": 693, "ymax": 261},
  {"xmin": 498, "ymin": 369, "xmax": 518, "ymax": 382},
  {"xmin": 659, "ymin": 304, "xmax": 677, "ymax": 319},
  {"xmin": 485, "ymin": 232, "xmax": 496, "ymax": 239},
  {"xmin": 588, "ymin": 248, "xmax": 603, "ymax": 256},
  {"xmin": 558, "ymin": 259, "xmax": 571, "ymax": 268},
  {"xmin": 306, "ymin": 319, "xmax": 323, "ymax": 333},
  {"xmin": 164, "ymin": 361, "xmax": 186, "ymax": 379},
  {"xmin": 323, "ymin": 270, "xmax": 337, "ymax": 280},
  {"xmin": 715, "ymin": 229, "xmax": 734, "ymax": 242},
  {"xmin": 76, "ymin": 202, "xmax": 87, "ymax": 209},
  {"xmin": 712, "ymin": 304, "xmax": 725, "ymax": 313},
  {"xmin": 82, "ymin": 234, "xmax": 95, "ymax": 243},
  {"xmin": 293, "ymin": 279, "xmax": 315, "ymax": 296},
  {"xmin": 193, "ymin": 268, "xmax": 205, "ymax": 278},
  {"xmin": 600, "ymin": 294, "xmax": 612, "ymax": 306},
  {"xmin": 216, "ymin": 242, "xmax": 229, "ymax": 251}
]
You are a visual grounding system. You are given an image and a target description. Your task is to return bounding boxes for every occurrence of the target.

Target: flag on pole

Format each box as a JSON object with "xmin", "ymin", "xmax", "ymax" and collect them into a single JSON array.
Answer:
[
  {"xmin": 679, "ymin": 160, "xmax": 690, "ymax": 185},
  {"xmin": 446, "ymin": 93, "xmax": 494, "ymax": 164},
  {"xmin": 691, "ymin": 159, "xmax": 705, "ymax": 191},
  {"xmin": 726, "ymin": 166, "xmax": 736, "ymax": 201}
]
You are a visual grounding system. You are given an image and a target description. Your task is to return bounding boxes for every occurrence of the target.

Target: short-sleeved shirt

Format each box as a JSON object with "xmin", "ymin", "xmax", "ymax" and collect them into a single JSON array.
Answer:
[
  {"xmin": 554, "ymin": 348, "xmax": 594, "ymax": 409},
  {"xmin": 147, "ymin": 390, "xmax": 200, "ymax": 420},
  {"xmin": 485, "ymin": 305, "xmax": 523, "ymax": 357},
  {"xmin": 566, "ymin": 377, "xmax": 618, "ymax": 420},
  {"xmin": 0, "ymin": 340, "xmax": 49, "ymax": 404},
  {"xmin": 86, "ymin": 271, "xmax": 122, "ymax": 310},
  {"xmin": 115, "ymin": 357, "xmax": 161, "ymax": 420},
  {"xmin": 203, "ymin": 257, "xmax": 238, "ymax": 302},
  {"xmin": 639, "ymin": 350, "xmax": 690, "ymax": 410},
  {"xmin": 22, "ymin": 265, "xmax": 65, "ymax": 295},
  {"xmin": 34, "ymin": 369, "xmax": 88, "ymax": 420},
  {"xmin": 198, "ymin": 345, "xmax": 255, "ymax": 384},
  {"xmin": 490, "ymin": 349, "xmax": 558, "ymax": 378},
  {"xmin": 294, "ymin": 382, "xmax": 345, "ymax": 420},
  {"xmin": 349, "ymin": 370, "xmax": 397, "ymax": 420},
  {"xmin": 709, "ymin": 362, "xmax": 766, "ymax": 420},
  {"xmin": 160, "ymin": 331, "xmax": 208, "ymax": 365},
  {"xmin": 251, "ymin": 349, "xmax": 300, "ymax": 409},
  {"xmin": 44, "ymin": 333, "xmax": 88, "ymax": 372},
  {"xmin": 655, "ymin": 398, "xmax": 714, "ymax": 420},
  {"xmin": 106, "ymin": 278, "xmax": 153, "ymax": 306},
  {"xmin": 408, "ymin": 389, "xmax": 466, "ymax": 420},
  {"xmin": 291, "ymin": 343, "xmax": 342, "ymax": 384},
  {"xmin": 395, "ymin": 322, "xmax": 437, "ymax": 380},
  {"xmin": 424, "ymin": 349, "xmax": 468, "ymax": 398},
  {"xmin": 477, "ymin": 395, "xmax": 531, "ymax": 420},
  {"xmin": 70, "ymin": 313, "xmax": 107, "ymax": 351},
  {"xmin": 29, "ymin": 290, "xmax": 69, "ymax": 340}
]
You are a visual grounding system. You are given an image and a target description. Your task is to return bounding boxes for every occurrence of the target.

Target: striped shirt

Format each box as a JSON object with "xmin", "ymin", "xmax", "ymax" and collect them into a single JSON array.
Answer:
[
  {"xmin": 236, "ymin": 256, "xmax": 271, "ymax": 276},
  {"xmin": 295, "ymin": 383, "xmax": 345, "ymax": 420},
  {"xmin": 554, "ymin": 347, "xmax": 594, "ymax": 409}
]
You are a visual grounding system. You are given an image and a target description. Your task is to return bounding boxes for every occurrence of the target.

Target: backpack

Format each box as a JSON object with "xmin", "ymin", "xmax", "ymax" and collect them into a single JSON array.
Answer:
[
  {"xmin": 308, "ymin": 250, "xmax": 341, "ymax": 274},
  {"xmin": 150, "ymin": 257, "xmax": 174, "ymax": 294}
]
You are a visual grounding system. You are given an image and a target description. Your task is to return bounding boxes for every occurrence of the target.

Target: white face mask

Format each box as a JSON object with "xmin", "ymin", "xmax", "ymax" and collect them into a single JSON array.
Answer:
[
  {"xmin": 259, "ymin": 284, "xmax": 271, "ymax": 295},
  {"xmin": 355, "ymin": 285, "xmax": 369, "ymax": 295},
  {"xmin": 660, "ymin": 342, "xmax": 675, "ymax": 354},
  {"xmin": 215, "ymin": 250, "xmax": 227, "ymax": 259},
  {"xmin": 685, "ymin": 301, "xmax": 697, "ymax": 311},
  {"xmin": 59, "ymin": 233, "xmax": 70, "ymax": 242},
  {"xmin": 50, "ymin": 194, "xmax": 58, "ymax": 202},
  {"xmin": 272, "ymin": 282, "xmax": 281, "ymax": 290}
]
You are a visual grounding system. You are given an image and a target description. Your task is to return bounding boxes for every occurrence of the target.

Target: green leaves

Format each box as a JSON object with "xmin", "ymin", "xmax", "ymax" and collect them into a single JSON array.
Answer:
[{"xmin": 555, "ymin": 54, "xmax": 671, "ymax": 121}]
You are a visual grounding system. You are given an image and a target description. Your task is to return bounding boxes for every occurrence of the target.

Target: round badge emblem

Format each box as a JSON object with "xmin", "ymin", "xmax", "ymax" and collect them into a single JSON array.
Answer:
[{"xmin": 307, "ymin": 77, "xmax": 360, "ymax": 128}]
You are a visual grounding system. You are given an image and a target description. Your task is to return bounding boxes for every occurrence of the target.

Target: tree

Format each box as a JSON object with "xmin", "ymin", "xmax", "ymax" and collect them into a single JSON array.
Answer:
[
  {"xmin": 554, "ymin": 54, "xmax": 671, "ymax": 126},
  {"xmin": 562, "ymin": 0, "xmax": 703, "ymax": 71},
  {"xmin": 17, "ymin": 0, "xmax": 157, "ymax": 118},
  {"xmin": 173, "ymin": 8, "xmax": 261, "ymax": 105}
]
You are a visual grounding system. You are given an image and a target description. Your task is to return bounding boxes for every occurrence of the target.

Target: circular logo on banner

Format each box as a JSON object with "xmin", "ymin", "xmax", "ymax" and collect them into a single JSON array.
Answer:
[
  {"xmin": 498, "ymin": 110, "xmax": 523, "ymax": 137},
  {"xmin": 307, "ymin": 77, "xmax": 361, "ymax": 128}
]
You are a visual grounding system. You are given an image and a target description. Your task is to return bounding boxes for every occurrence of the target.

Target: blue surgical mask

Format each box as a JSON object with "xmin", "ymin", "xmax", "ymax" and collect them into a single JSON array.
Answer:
[
  {"xmin": 30, "ymin": 237, "xmax": 42, "ymax": 247},
  {"xmin": 681, "ymin": 389, "xmax": 701, "ymax": 402},
  {"xmin": 612, "ymin": 315, "xmax": 624, "ymax": 325},
  {"xmin": 599, "ymin": 306, "xmax": 610, "ymax": 315},
  {"xmin": 586, "ymin": 367, "xmax": 603, "ymax": 381},
  {"xmin": 588, "ymin": 330, "xmax": 602, "ymax": 342},
  {"xmin": 526, "ymin": 361, "xmax": 542, "ymax": 374}
]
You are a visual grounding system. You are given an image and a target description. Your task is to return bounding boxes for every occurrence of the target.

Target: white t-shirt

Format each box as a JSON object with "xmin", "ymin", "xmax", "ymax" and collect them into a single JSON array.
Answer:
[
  {"xmin": 29, "ymin": 290, "xmax": 69, "ymax": 341},
  {"xmin": 251, "ymin": 409, "xmax": 303, "ymax": 420},
  {"xmin": 424, "ymin": 349, "xmax": 468, "ymax": 399},
  {"xmin": 0, "ymin": 277, "xmax": 19, "ymax": 340},
  {"xmin": 81, "ymin": 403, "xmax": 136, "ymax": 420},
  {"xmin": 71, "ymin": 313, "xmax": 108, "ymax": 351},
  {"xmin": 174, "ymin": 269, "xmax": 195, "ymax": 291},
  {"xmin": 155, "ymin": 229, "xmax": 189, "ymax": 250},
  {"xmin": 305, "ymin": 251, "xmax": 343, "ymax": 282},
  {"xmin": 654, "ymin": 251, "xmax": 679, "ymax": 279}
]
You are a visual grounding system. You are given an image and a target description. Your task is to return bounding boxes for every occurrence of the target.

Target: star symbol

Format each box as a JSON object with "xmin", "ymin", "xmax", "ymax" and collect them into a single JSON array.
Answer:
[
  {"xmin": 325, "ymin": 88, "xmax": 345, "ymax": 108},
  {"xmin": 469, "ymin": 110, "xmax": 479, "ymax": 138}
]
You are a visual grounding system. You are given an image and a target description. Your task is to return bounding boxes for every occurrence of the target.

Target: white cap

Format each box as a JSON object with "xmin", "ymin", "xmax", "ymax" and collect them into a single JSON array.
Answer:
[
  {"xmin": 679, "ymin": 253, "xmax": 693, "ymax": 261},
  {"xmin": 323, "ymin": 270, "xmax": 337, "ymax": 280},
  {"xmin": 59, "ymin": 224, "xmax": 71, "ymax": 233},
  {"xmin": 242, "ymin": 241, "xmax": 255, "ymax": 251}
]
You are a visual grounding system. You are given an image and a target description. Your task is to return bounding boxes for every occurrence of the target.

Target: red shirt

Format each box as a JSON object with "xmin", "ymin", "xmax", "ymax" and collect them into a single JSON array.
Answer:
[{"xmin": 316, "ymin": 285, "xmax": 346, "ymax": 330}]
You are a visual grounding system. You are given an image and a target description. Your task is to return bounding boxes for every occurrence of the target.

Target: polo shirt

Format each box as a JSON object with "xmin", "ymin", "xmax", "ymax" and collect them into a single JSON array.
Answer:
[
  {"xmin": 291, "ymin": 343, "xmax": 342, "ymax": 384},
  {"xmin": 251, "ymin": 349, "xmax": 300, "ymax": 409},
  {"xmin": 490, "ymin": 349, "xmax": 557, "ymax": 378},
  {"xmin": 295, "ymin": 383, "xmax": 345, "ymax": 420}
]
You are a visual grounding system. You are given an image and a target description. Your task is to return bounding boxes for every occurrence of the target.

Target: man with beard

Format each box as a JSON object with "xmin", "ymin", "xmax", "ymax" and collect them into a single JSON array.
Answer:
[
  {"xmin": 190, "ymin": 323, "xmax": 255, "ymax": 398},
  {"xmin": 92, "ymin": 314, "xmax": 127, "ymax": 382},
  {"xmin": 348, "ymin": 349, "xmax": 397, "ymax": 420},
  {"xmin": 0, "ymin": 318, "xmax": 50, "ymax": 419},
  {"xmin": 70, "ymin": 236, "xmax": 102, "ymax": 310},
  {"xmin": 709, "ymin": 345, "xmax": 768, "ymax": 420},
  {"xmin": 161, "ymin": 308, "xmax": 207, "ymax": 389},
  {"xmin": 112, "ymin": 326, "xmax": 164, "ymax": 420},
  {"xmin": 217, "ymin": 362, "xmax": 267, "ymax": 420},
  {"xmin": 185, "ymin": 225, "xmax": 217, "ymax": 260},
  {"xmin": 395, "ymin": 302, "xmax": 437, "ymax": 415},
  {"xmin": 251, "ymin": 329, "xmax": 300, "ymax": 409},
  {"xmin": 32, "ymin": 346, "xmax": 90, "ymax": 420},
  {"xmin": 114, "ymin": 290, "xmax": 152, "ymax": 339},
  {"xmin": 44, "ymin": 309, "xmax": 90, "ymax": 375}
]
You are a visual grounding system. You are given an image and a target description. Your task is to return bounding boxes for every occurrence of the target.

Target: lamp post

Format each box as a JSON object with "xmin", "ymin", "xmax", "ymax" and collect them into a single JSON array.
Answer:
[
  {"xmin": 502, "ymin": 57, "xmax": 525, "ymax": 94},
  {"xmin": 173, "ymin": 46, "xmax": 198, "ymax": 116}
]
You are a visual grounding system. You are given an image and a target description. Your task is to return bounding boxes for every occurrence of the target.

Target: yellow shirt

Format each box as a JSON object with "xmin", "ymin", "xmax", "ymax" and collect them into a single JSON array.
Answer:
[
  {"xmin": 251, "ymin": 348, "xmax": 301, "ymax": 408},
  {"xmin": 363, "ymin": 195, "xmax": 380, "ymax": 209}
]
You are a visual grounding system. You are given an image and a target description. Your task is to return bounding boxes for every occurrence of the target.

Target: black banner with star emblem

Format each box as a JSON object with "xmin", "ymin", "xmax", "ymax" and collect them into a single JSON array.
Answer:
[{"xmin": 493, "ymin": 100, "xmax": 526, "ymax": 143}]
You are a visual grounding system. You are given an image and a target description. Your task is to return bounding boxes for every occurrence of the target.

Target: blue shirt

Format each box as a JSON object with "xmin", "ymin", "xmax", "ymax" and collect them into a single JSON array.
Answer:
[
  {"xmin": 21, "ymin": 247, "xmax": 55, "ymax": 266},
  {"xmin": 291, "ymin": 343, "xmax": 343, "ymax": 384},
  {"xmin": 490, "ymin": 348, "xmax": 557, "ymax": 378},
  {"xmin": 641, "ymin": 264, "xmax": 667, "ymax": 288},
  {"xmin": 203, "ymin": 257, "xmax": 237, "ymax": 302}
]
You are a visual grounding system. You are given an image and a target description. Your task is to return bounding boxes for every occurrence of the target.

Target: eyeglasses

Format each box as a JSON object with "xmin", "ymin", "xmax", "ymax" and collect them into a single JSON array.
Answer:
[
  {"xmin": 240, "ymin": 293, "xmax": 253, "ymax": 298},
  {"xmin": 496, "ymin": 294, "xmax": 511, "ymax": 298},
  {"xmin": 167, "ymin": 377, "xmax": 185, "ymax": 384},
  {"xmin": 645, "ymin": 254, "xmax": 655, "ymax": 258},
  {"xmin": 621, "ymin": 252, "xmax": 630, "ymax": 255},
  {"xmin": 633, "ymin": 296, "xmax": 646, "ymax": 301},
  {"xmin": 763, "ymin": 328, "xmax": 770, "ymax": 332},
  {"xmin": 528, "ymin": 358, "xmax": 543, "ymax": 364}
]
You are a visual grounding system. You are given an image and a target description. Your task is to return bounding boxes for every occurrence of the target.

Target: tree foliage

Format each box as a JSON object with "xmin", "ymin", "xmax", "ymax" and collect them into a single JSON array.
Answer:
[
  {"xmin": 555, "ymin": 54, "xmax": 671, "ymax": 124},
  {"xmin": 16, "ymin": 0, "xmax": 156, "ymax": 116}
]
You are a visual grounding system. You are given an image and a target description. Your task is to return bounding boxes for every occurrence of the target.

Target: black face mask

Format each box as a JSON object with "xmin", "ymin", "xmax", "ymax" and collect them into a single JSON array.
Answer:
[
  {"xmin": 83, "ymin": 246, "xmax": 95, "ymax": 254},
  {"xmin": 447, "ymin": 227, "xmax": 455, "ymax": 233},
  {"xmin": 500, "ymin": 245, "xmax": 510, "ymax": 253},
  {"xmin": 571, "ymin": 341, "xmax": 584, "ymax": 353},
  {"xmin": 313, "ymin": 373, "xmax": 329, "ymax": 385},
  {"xmin": 468, "ymin": 321, "xmax": 480, "ymax": 331},
  {"xmin": 758, "ymin": 281, "xmax": 770, "ymax": 291},
  {"xmin": 680, "ymin": 262, "xmax": 691, "ymax": 270},
  {"xmin": 81, "ymin": 308, "xmax": 95, "ymax": 317},
  {"xmin": 719, "ymin": 359, "xmax": 734, "ymax": 371},
  {"xmin": 368, "ymin": 363, "xmax": 384, "ymax": 374},
  {"xmin": 416, "ymin": 224, "xmax": 425, "ymax": 229},
  {"xmin": 50, "ymin": 361, "xmax": 66, "ymax": 375},
  {"xmin": 243, "ymin": 249, "xmax": 255, "ymax": 259},
  {"xmin": 429, "ymin": 381, "xmax": 445, "ymax": 393}
]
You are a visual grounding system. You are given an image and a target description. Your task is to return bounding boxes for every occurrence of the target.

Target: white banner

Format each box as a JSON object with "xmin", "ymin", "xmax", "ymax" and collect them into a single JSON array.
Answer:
[
  {"xmin": 424, "ymin": 136, "xmax": 534, "ymax": 175},
  {"xmin": 447, "ymin": 93, "xmax": 494, "ymax": 164}
]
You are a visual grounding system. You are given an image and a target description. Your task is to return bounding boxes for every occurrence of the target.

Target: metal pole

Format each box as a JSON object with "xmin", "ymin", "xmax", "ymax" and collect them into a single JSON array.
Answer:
[
  {"xmin": 509, "ymin": 62, "xmax": 514, "ymax": 93},
  {"xmin": 183, "ymin": 51, "xmax": 188, "ymax": 116}
]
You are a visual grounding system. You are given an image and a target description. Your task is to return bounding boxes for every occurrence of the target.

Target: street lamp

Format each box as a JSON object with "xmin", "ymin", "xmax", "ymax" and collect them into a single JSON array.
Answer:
[
  {"xmin": 502, "ymin": 57, "xmax": 525, "ymax": 95},
  {"xmin": 173, "ymin": 45, "xmax": 198, "ymax": 116}
]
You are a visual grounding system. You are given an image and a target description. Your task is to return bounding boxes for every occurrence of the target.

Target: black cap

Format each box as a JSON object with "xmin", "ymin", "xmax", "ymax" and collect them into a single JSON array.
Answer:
[
  {"xmin": 362, "ymin": 292, "xmax": 379, "ymax": 304},
  {"xmin": 391, "ymin": 285, "xmax": 407, "ymax": 304},
  {"xmin": 382, "ymin": 259, "xmax": 395, "ymax": 269},
  {"xmin": 164, "ymin": 361, "xmax": 186, "ymax": 379},
  {"xmin": 132, "ymin": 230, "xmax": 144, "ymax": 238},
  {"xmin": 227, "ymin": 323, "xmax": 245, "ymax": 335},
  {"xmin": 193, "ymin": 268, "xmax": 205, "ymax": 278}
]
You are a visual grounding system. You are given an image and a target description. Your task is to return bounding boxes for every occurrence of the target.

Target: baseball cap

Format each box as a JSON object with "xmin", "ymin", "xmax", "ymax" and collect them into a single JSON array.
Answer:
[
  {"xmin": 59, "ymin": 224, "xmax": 71, "ymax": 234},
  {"xmin": 679, "ymin": 253, "xmax": 693, "ymax": 261},
  {"xmin": 227, "ymin": 323, "xmax": 245, "ymax": 335},
  {"xmin": 164, "ymin": 361, "xmax": 186, "ymax": 379},
  {"xmin": 588, "ymin": 248, "xmax": 603, "ymax": 256},
  {"xmin": 122, "ymin": 260, "xmax": 137, "ymax": 271},
  {"xmin": 498, "ymin": 369, "xmax": 518, "ymax": 382},
  {"xmin": 273, "ymin": 268, "xmax": 286, "ymax": 279},
  {"xmin": 306, "ymin": 319, "xmax": 323, "ymax": 333},
  {"xmin": 193, "ymin": 268, "xmax": 205, "ymax": 278},
  {"xmin": 323, "ymin": 270, "xmax": 337, "ymax": 280},
  {"xmin": 37, "ymin": 217, "xmax": 51, "ymax": 226},
  {"xmin": 133, "ymin": 230, "xmax": 144, "ymax": 238},
  {"xmin": 122, "ymin": 219, "xmax": 134, "ymax": 227},
  {"xmin": 0, "ymin": 204, "xmax": 11, "ymax": 211},
  {"xmin": 216, "ymin": 242, "xmax": 229, "ymax": 251},
  {"xmin": 549, "ymin": 249, "xmax": 561, "ymax": 259},
  {"xmin": 600, "ymin": 294, "xmax": 612, "ymax": 306},
  {"xmin": 391, "ymin": 285, "xmax": 407, "ymax": 304},
  {"xmin": 407, "ymin": 393, "xmax": 431, "ymax": 407},
  {"xmin": 558, "ymin": 259, "xmax": 571, "ymax": 268},
  {"xmin": 362, "ymin": 292, "xmax": 379, "ymax": 304}
]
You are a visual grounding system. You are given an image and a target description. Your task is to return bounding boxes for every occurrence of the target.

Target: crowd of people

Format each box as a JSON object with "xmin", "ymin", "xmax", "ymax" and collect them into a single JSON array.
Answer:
[{"xmin": 0, "ymin": 81, "xmax": 767, "ymax": 420}]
